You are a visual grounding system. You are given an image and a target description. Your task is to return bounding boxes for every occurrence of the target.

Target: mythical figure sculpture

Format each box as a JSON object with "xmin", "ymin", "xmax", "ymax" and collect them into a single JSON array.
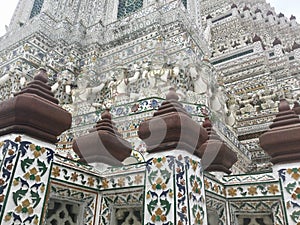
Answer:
[
  {"xmin": 108, "ymin": 63, "xmax": 140, "ymax": 101},
  {"xmin": 71, "ymin": 70, "xmax": 105, "ymax": 114},
  {"xmin": 188, "ymin": 62, "xmax": 209, "ymax": 94},
  {"xmin": 51, "ymin": 70, "xmax": 74, "ymax": 104}
]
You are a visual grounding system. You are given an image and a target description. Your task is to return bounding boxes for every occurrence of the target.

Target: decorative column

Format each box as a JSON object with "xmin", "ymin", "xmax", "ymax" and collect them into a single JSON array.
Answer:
[
  {"xmin": 138, "ymin": 88, "xmax": 208, "ymax": 225},
  {"xmin": 243, "ymin": 6, "xmax": 250, "ymax": 18},
  {"xmin": 260, "ymin": 99, "xmax": 300, "ymax": 225},
  {"xmin": 255, "ymin": 8, "xmax": 263, "ymax": 21},
  {"xmin": 252, "ymin": 34, "xmax": 264, "ymax": 52},
  {"xmin": 290, "ymin": 15, "xmax": 297, "ymax": 27},
  {"xmin": 273, "ymin": 37, "xmax": 284, "ymax": 56},
  {"xmin": 0, "ymin": 68, "xmax": 71, "ymax": 225},
  {"xmin": 292, "ymin": 42, "xmax": 300, "ymax": 60}
]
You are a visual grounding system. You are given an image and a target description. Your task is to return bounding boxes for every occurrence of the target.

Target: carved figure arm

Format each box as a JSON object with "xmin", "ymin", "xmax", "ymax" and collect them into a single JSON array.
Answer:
[
  {"xmin": 0, "ymin": 74, "xmax": 10, "ymax": 85},
  {"xmin": 51, "ymin": 82, "xmax": 59, "ymax": 92},
  {"xmin": 91, "ymin": 83, "xmax": 105, "ymax": 94},
  {"xmin": 128, "ymin": 70, "xmax": 140, "ymax": 83}
]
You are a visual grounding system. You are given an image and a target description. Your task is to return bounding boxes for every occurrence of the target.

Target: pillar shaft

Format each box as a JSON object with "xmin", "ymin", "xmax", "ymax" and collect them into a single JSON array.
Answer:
[
  {"xmin": 273, "ymin": 163, "xmax": 300, "ymax": 225},
  {"xmin": 0, "ymin": 134, "xmax": 55, "ymax": 225},
  {"xmin": 144, "ymin": 150, "xmax": 207, "ymax": 225}
]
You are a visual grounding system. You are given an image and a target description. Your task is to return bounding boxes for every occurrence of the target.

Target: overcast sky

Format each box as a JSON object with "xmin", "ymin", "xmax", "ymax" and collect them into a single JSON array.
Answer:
[{"xmin": 0, "ymin": 0, "xmax": 299, "ymax": 36}]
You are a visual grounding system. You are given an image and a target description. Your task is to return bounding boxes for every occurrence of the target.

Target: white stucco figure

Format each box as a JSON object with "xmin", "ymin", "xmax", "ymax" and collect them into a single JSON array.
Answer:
[
  {"xmin": 51, "ymin": 70, "xmax": 74, "ymax": 95},
  {"xmin": 72, "ymin": 76, "xmax": 104, "ymax": 104},
  {"xmin": 108, "ymin": 64, "xmax": 140, "ymax": 100},
  {"xmin": 0, "ymin": 73, "xmax": 10, "ymax": 86},
  {"xmin": 188, "ymin": 62, "xmax": 209, "ymax": 94},
  {"xmin": 204, "ymin": 19, "xmax": 212, "ymax": 44}
]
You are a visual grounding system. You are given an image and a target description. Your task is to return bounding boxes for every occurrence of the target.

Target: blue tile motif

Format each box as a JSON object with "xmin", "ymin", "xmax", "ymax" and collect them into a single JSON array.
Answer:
[
  {"xmin": 30, "ymin": 0, "xmax": 45, "ymax": 19},
  {"xmin": 117, "ymin": 0, "xmax": 143, "ymax": 19}
]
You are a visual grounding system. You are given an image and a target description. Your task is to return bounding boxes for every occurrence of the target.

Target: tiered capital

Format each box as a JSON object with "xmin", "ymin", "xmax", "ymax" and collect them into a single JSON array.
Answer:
[
  {"xmin": 138, "ymin": 88, "xmax": 208, "ymax": 153},
  {"xmin": 73, "ymin": 109, "xmax": 132, "ymax": 166},
  {"xmin": 195, "ymin": 118, "xmax": 237, "ymax": 174},
  {"xmin": 260, "ymin": 99, "xmax": 300, "ymax": 164},
  {"xmin": 0, "ymin": 68, "xmax": 72, "ymax": 143}
]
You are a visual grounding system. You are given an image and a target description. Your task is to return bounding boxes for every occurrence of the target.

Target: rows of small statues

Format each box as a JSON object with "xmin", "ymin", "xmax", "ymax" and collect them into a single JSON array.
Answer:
[
  {"xmin": 52, "ymin": 59, "xmax": 213, "ymax": 106},
  {"xmin": 0, "ymin": 59, "xmax": 233, "ymax": 124}
]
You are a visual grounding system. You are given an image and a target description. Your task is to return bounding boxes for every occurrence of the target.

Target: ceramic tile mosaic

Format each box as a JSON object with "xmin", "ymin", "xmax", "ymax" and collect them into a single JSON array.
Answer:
[{"xmin": 0, "ymin": 135, "xmax": 55, "ymax": 225}]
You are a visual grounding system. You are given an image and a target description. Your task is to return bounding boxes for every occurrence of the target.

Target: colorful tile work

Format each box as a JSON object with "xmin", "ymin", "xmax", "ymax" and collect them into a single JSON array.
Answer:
[
  {"xmin": 100, "ymin": 172, "xmax": 145, "ymax": 190},
  {"xmin": 144, "ymin": 152, "xmax": 207, "ymax": 225},
  {"xmin": 52, "ymin": 156, "xmax": 146, "ymax": 191},
  {"xmin": 277, "ymin": 165, "xmax": 300, "ymax": 224},
  {"xmin": 225, "ymin": 182, "xmax": 281, "ymax": 198},
  {"xmin": 49, "ymin": 182, "xmax": 98, "ymax": 225},
  {"xmin": 0, "ymin": 136, "xmax": 54, "ymax": 225},
  {"xmin": 144, "ymin": 155, "xmax": 176, "ymax": 225},
  {"xmin": 0, "ymin": 138, "xmax": 21, "ymax": 217},
  {"xmin": 110, "ymin": 98, "xmax": 210, "ymax": 119},
  {"xmin": 98, "ymin": 163, "xmax": 146, "ymax": 190},
  {"xmin": 204, "ymin": 175, "xmax": 226, "ymax": 198},
  {"xmin": 223, "ymin": 172, "xmax": 276, "ymax": 184},
  {"xmin": 206, "ymin": 196, "xmax": 226, "ymax": 225},
  {"xmin": 117, "ymin": 0, "xmax": 143, "ymax": 19},
  {"xmin": 51, "ymin": 161, "xmax": 101, "ymax": 190},
  {"xmin": 185, "ymin": 157, "xmax": 207, "ymax": 225},
  {"xmin": 99, "ymin": 189, "xmax": 144, "ymax": 225},
  {"xmin": 229, "ymin": 200, "xmax": 285, "ymax": 225}
]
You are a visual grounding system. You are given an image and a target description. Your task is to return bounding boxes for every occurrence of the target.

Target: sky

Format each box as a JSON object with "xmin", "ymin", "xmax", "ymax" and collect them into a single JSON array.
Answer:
[{"xmin": 0, "ymin": 0, "xmax": 299, "ymax": 36}]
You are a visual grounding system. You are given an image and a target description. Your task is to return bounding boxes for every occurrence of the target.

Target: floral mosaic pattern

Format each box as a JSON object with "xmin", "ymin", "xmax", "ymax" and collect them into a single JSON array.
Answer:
[
  {"xmin": 0, "ymin": 136, "xmax": 54, "ymax": 225},
  {"xmin": 278, "ymin": 166, "xmax": 300, "ymax": 224},
  {"xmin": 99, "ymin": 164, "xmax": 145, "ymax": 190},
  {"xmin": 204, "ymin": 176, "xmax": 226, "ymax": 198},
  {"xmin": 49, "ymin": 182, "xmax": 98, "ymax": 225},
  {"xmin": 110, "ymin": 98, "xmax": 210, "ymax": 118},
  {"xmin": 144, "ymin": 153, "xmax": 207, "ymax": 225},
  {"xmin": 99, "ymin": 189, "xmax": 144, "ymax": 225},
  {"xmin": 0, "ymin": 138, "xmax": 20, "ymax": 217},
  {"xmin": 206, "ymin": 196, "xmax": 226, "ymax": 225},
  {"xmin": 185, "ymin": 157, "xmax": 207, "ymax": 225},
  {"xmin": 51, "ymin": 159, "xmax": 101, "ymax": 190},
  {"xmin": 145, "ymin": 156, "xmax": 175, "ymax": 225},
  {"xmin": 52, "ymin": 157, "xmax": 146, "ymax": 193},
  {"xmin": 205, "ymin": 172, "xmax": 286, "ymax": 224},
  {"xmin": 226, "ymin": 182, "xmax": 281, "ymax": 198}
]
